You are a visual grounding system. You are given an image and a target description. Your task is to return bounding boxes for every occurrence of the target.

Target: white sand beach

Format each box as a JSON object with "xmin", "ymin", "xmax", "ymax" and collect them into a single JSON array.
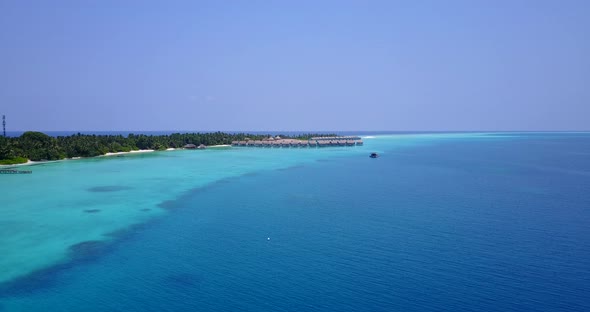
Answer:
[
  {"xmin": 0, "ymin": 160, "xmax": 36, "ymax": 167},
  {"xmin": 0, "ymin": 150, "xmax": 157, "ymax": 167},
  {"xmin": 102, "ymin": 149, "xmax": 155, "ymax": 156}
]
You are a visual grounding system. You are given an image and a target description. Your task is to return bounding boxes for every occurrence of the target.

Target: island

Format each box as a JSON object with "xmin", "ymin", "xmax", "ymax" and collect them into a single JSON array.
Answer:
[{"xmin": 0, "ymin": 131, "xmax": 347, "ymax": 165}]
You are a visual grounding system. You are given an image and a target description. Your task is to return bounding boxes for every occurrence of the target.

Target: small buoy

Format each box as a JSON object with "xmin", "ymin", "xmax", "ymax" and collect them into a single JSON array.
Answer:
[{"xmin": 267, "ymin": 237, "xmax": 271, "ymax": 241}]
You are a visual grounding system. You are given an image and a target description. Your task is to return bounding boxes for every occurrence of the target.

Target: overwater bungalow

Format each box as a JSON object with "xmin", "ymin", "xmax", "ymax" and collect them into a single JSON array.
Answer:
[{"xmin": 232, "ymin": 136, "xmax": 361, "ymax": 149}]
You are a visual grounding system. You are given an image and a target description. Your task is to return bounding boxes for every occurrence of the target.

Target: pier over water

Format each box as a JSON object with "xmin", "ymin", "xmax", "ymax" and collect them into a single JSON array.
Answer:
[
  {"xmin": 0, "ymin": 169, "xmax": 32, "ymax": 174},
  {"xmin": 231, "ymin": 136, "xmax": 363, "ymax": 148}
]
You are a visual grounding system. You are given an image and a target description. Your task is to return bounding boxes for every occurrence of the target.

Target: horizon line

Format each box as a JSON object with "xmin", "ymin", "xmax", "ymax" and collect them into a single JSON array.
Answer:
[{"xmin": 5, "ymin": 130, "xmax": 590, "ymax": 133}]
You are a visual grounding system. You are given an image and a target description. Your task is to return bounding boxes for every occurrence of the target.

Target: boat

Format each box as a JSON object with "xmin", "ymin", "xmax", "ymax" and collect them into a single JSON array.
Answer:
[{"xmin": 370, "ymin": 152, "xmax": 379, "ymax": 158}]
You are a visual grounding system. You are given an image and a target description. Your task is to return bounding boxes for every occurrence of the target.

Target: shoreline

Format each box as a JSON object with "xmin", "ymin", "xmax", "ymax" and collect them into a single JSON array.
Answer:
[
  {"xmin": 1, "ymin": 136, "xmax": 366, "ymax": 168},
  {"xmin": 1, "ymin": 149, "xmax": 162, "ymax": 168},
  {"xmin": 0, "ymin": 146, "xmax": 233, "ymax": 168},
  {"xmin": 101, "ymin": 149, "xmax": 155, "ymax": 157}
]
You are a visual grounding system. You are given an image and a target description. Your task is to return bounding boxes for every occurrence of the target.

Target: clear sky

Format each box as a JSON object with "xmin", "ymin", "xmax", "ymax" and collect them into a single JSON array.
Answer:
[{"xmin": 1, "ymin": 1, "xmax": 588, "ymax": 131}]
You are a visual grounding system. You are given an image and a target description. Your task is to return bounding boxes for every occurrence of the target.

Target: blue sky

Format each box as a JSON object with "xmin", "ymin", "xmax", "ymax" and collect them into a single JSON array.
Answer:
[{"xmin": 1, "ymin": 1, "xmax": 588, "ymax": 131}]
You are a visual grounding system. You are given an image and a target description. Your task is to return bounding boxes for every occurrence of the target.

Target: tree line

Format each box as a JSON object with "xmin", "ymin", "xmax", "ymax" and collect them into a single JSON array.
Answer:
[{"xmin": 0, "ymin": 131, "xmax": 336, "ymax": 164}]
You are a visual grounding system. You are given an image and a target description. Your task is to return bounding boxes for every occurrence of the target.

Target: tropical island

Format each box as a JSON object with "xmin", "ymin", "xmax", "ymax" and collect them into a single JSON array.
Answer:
[{"xmin": 0, "ymin": 131, "xmax": 337, "ymax": 165}]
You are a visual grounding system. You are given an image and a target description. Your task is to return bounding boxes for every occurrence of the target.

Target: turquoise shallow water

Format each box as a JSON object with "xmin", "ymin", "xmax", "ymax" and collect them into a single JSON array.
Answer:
[
  {"xmin": 0, "ymin": 143, "xmax": 377, "ymax": 285},
  {"xmin": 1, "ymin": 133, "xmax": 589, "ymax": 311}
]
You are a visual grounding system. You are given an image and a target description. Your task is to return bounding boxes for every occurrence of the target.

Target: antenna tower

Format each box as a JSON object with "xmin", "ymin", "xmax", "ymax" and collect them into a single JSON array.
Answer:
[{"xmin": 2, "ymin": 115, "xmax": 5, "ymax": 137}]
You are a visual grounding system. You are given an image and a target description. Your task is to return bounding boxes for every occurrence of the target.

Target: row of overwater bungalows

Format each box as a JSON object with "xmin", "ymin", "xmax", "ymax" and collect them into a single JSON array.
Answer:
[{"xmin": 231, "ymin": 136, "xmax": 363, "ymax": 148}]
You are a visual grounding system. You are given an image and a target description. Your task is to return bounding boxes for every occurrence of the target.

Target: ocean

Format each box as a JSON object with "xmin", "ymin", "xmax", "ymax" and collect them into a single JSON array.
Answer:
[{"xmin": 1, "ymin": 133, "xmax": 589, "ymax": 311}]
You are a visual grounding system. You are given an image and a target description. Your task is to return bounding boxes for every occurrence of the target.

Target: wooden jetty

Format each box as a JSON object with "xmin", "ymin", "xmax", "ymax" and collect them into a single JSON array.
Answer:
[
  {"xmin": 231, "ymin": 136, "xmax": 363, "ymax": 148},
  {"xmin": 0, "ymin": 169, "xmax": 32, "ymax": 174}
]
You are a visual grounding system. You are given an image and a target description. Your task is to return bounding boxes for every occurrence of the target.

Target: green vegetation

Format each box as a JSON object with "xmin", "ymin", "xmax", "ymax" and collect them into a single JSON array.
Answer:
[
  {"xmin": 0, "ymin": 156, "xmax": 28, "ymax": 165},
  {"xmin": 0, "ymin": 131, "xmax": 336, "ymax": 162}
]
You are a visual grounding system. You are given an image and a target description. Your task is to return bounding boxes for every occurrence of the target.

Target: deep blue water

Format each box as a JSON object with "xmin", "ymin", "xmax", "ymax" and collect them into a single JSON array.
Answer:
[{"xmin": 1, "ymin": 133, "xmax": 590, "ymax": 311}]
